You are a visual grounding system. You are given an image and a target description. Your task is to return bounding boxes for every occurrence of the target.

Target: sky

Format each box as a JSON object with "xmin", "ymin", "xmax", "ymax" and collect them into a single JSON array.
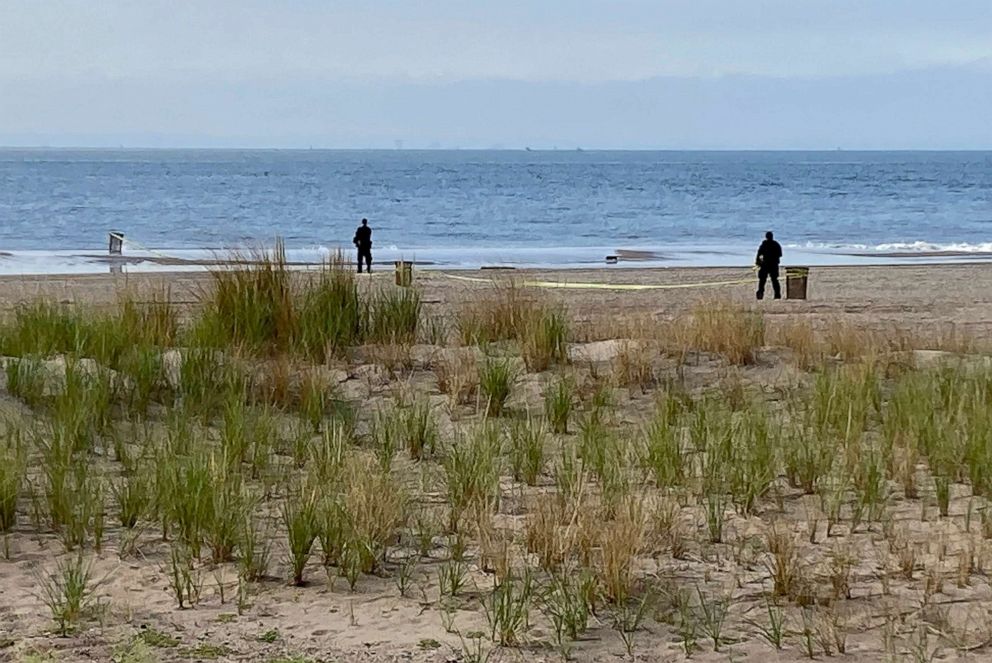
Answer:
[{"xmin": 1, "ymin": 0, "xmax": 991, "ymax": 149}]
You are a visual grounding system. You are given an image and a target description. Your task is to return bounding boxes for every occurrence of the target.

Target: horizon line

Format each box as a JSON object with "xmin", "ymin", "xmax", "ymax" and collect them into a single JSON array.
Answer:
[{"xmin": 3, "ymin": 145, "xmax": 992, "ymax": 153}]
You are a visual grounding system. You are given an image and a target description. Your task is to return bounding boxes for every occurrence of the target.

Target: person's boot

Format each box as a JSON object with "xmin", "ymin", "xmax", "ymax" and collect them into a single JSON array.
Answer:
[{"xmin": 756, "ymin": 291, "xmax": 764, "ymax": 300}]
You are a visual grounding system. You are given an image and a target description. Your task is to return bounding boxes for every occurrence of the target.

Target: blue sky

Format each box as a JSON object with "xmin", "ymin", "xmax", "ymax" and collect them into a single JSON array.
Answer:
[{"xmin": 2, "ymin": 1, "xmax": 991, "ymax": 148}]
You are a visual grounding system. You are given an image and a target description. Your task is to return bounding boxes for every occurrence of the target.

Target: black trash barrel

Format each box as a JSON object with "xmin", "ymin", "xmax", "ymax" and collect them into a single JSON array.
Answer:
[{"xmin": 786, "ymin": 267, "xmax": 809, "ymax": 300}]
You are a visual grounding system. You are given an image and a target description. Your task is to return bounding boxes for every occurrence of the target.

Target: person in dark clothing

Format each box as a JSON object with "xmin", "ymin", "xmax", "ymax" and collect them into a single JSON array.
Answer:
[
  {"xmin": 755, "ymin": 231, "xmax": 783, "ymax": 300},
  {"xmin": 353, "ymin": 218, "xmax": 372, "ymax": 273}
]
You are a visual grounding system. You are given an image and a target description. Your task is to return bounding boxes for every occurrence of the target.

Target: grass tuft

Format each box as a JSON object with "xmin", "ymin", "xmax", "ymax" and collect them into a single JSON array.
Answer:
[
  {"xmin": 444, "ymin": 425, "xmax": 502, "ymax": 531},
  {"xmin": 544, "ymin": 374, "xmax": 575, "ymax": 434},
  {"xmin": 38, "ymin": 553, "xmax": 93, "ymax": 635},
  {"xmin": 684, "ymin": 300, "xmax": 765, "ymax": 365},
  {"xmin": 521, "ymin": 307, "xmax": 569, "ymax": 372},
  {"xmin": 508, "ymin": 418, "xmax": 547, "ymax": 486},
  {"xmin": 0, "ymin": 429, "xmax": 25, "ymax": 533},
  {"xmin": 283, "ymin": 486, "xmax": 319, "ymax": 586},
  {"xmin": 479, "ymin": 357, "xmax": 517, "ymax": 417}
]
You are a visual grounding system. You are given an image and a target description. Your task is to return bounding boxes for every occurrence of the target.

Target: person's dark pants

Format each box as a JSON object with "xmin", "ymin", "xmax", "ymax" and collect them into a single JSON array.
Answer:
[
  {"xmin": 357, "ymin": 247, "xmax": 372, "ymax": 273},
  {"xmin": 757, "ymin": 265, "xmax": 781, "ymax": 300}
]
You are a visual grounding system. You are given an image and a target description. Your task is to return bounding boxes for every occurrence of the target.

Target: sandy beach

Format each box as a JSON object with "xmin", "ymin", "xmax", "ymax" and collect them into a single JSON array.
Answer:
[
  {"xmin": 2, "ymin": 262, "xmax": 992, "ymax": 662},
  {"xmin": 2, "ymin": 263, "xmax": 991, "ymax": 338}
]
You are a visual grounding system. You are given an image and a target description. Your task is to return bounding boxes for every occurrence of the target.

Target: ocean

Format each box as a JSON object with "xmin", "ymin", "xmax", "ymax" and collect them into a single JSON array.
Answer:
[{"xmin": 1, "ymin": 149, "xmax": 990, "ymax": 274}]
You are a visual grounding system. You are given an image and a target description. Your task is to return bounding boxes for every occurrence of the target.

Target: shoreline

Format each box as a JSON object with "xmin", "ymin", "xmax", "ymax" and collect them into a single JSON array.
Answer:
[
  {"xmin": 3, "ymin": 259, "xmax": 992, "ymax": 282},
  {"xmin": 4, "ymin": 243, "xmax": 992, "ymax": 278}
]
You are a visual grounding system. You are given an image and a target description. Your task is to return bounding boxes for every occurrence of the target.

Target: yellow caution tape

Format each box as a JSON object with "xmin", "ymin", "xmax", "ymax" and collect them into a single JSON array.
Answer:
[{"xmin": 438, "ymin": 271, "xmax": 756, "ymax": 291}]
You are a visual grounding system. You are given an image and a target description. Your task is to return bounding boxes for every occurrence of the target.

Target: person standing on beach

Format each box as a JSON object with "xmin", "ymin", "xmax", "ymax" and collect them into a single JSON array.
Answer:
[
  {"xmin": 755, "ymin": 231, "xmax": 782, "ymax": 300},
  {"xmin": 354, "ymin": 218, "xmax": 373, "ymax": 273}
]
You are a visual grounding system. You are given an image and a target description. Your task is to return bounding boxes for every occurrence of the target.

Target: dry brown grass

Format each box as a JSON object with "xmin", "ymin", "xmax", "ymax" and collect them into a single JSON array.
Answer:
[
  {"xmin": 611, "ymin": 340, "xmax": 657, "ymax": 391},
  {"xmin": 596, "ymin": 497, "xmax": 648, "ymax": 604},
  {"xmin": 525, "ymin": 494, "xmax": 572, "ymax": 572},
  {"xmin": 250, "ymin": 354, "xmax": 295, "ymax": 406},
  {"xmin": 572, "ymin": 313, "xmax": 658, "ymax": 343},
  {"xmin": 456, "ymin": 282, "xmax": 570, "ymax": 374},
  {"xmin": 771, "ymin": 318, "xmax": 822, "ymax": 370},
  {"xmin": 823, "ymin": 319, "xmax": 884, "ymax": 360},
  {"xmin": 342, "ymin": 457, "xmax": 408, "ymax": 572},
  {"xmin": 456, "ymin": 280, "xmax": 540, "ymax": 345},
  {"xmin": 475, "ymin": 505, "xmax": 513, "ymax": 581},
  {"xmin": 248, "ymin": 357, "xmax": 336, "ymax": 423},
  {"xmin": 365, "ymin": 342, "xmax": 414, "ymax": 378},
  {"xmin": 577, "ymin": 302, "xmax": 767, "ymax": 368},
  {"xmin": 681, "ymin": 299, "xmax": 765, "ymax": 365},
  {"xmin": 771, "ymin": 318, "xmax": 985, "ymax": 369},
  {"xmin": 520, "ymin": 307, "xmax": 569, "ymax": 372},
  {"xmin": 914, "ymin": 323, "xmax": 983, "ymax": 354},
  {"xmin": 820, "ymin": 319, "xmax": 924, "ymax": 361},
  {"xmin": 765, "ymin": 522, "xmax": 808, "ymax": 602},
  {"xmin": 433, "ymin": 349, "xmax": 479, "ymax": 406}
]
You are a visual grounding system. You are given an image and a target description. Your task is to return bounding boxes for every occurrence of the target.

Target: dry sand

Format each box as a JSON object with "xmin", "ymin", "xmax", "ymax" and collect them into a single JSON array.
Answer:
[
  {"xmin": 2, "ymin": 263, "xmax": 991, "ymax": 335},
  {"xmin": 2, "ymin": 264, "xmax": 992, "ymax": 663}
]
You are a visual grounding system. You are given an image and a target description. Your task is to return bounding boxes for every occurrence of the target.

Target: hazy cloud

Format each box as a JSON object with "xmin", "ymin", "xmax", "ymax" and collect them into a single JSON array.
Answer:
[{"xmin": 1, "ymin": 1, "xmax": 990, "ymax": 147}]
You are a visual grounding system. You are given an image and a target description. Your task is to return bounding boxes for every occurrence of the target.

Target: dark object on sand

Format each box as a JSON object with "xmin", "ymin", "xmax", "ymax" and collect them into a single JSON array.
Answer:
[
  {"xmin": 786, "ymin": 267, "xmax": 809, "ymax": 300},
  {"xmin": 394, "ymin": 261, "xmax": 413, "ymax": 287},
  {"xmin": 605, "ymin": 255, "xmax": 619, "ymax": 264},
  {"xmin": 109, "ymin": 232, "xmax": 124, "ymax": 255}
]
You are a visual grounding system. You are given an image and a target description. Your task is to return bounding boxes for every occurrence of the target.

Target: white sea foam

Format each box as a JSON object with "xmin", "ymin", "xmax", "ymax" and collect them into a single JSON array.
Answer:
[{"xmin": 788, "ymin": 241, "xmax": 992, "ymax": 254}]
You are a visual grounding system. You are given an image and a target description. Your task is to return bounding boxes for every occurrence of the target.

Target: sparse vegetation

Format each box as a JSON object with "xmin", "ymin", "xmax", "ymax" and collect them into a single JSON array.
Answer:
[
  {"xmin": 543, "ymin": 374, "xmax": 575, "ymax": 434},
  {"xmin": 520, "ymin": 307, "xmax": 569, "ymax": 372},
  {"xmin": 684, "ymin": 299, "xmax": 765, "ymax": 365},
  {"xmin": 508, "ymin": 418, "xmax": 547, "ymax": 486},
  {"xmin": 2, "ymin": 261, "xmax": 992, "ymax": 660},
  {"xmin": 38, "ymin": 553, "xmax": 93, "ymax": 635},
  {"xmin": 479, "ymin": 357, "xmax": 517, "ymax": 417}
]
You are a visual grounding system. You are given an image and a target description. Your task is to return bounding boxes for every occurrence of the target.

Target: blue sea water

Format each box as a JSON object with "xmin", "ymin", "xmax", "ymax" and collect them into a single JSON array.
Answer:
[{"xmin": 1, "ymin": 149, "xmax": 990, "ymax": 274}]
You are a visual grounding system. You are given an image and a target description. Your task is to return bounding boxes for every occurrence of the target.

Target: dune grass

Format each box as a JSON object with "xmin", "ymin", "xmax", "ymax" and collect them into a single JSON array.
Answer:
[
  {"xmin": 479, "ymin": 357, "xmax": 518, "ymax": 417},
  {"xmin": 544, "ymin": 374, "xmax": 575, "ymax": 434},
  {"xmin": 508, "ymin": 418, "xmax": 548, "ymax": 486},
  {"xmin": 283, "ymin": 485, "xmax": 320, "ymax": 586},
  {"xmin": 0, "ymin": 428, "xmax": 25, "ymax": 533},
  {"xmin": 0, "ymin": 290, "xmax": 176, "ymax": 365},
  {"xmin": 196, "ymin": 246, "xmax": 419, "ymax": 361},
  {"xmin": 444, "ymin": 424, "xmax": 502, "ymax": 531},
  {"xmin": 456, "ymin": 281, "xmax": 534, "ymax": 346},
  {"xmin": 520, "ymin": 307, "xmax": 569, "ymax": 372},
  {"xmin": 6, "ymin": 270, "xmax": 992, "ymax": 658},
  {"xmin": 683, "ymin": 300, "xmax": 765, "ymax": 365},
  {"xmin": 39, "ymin": 553, "xmax": 93, "ymax": 635}
]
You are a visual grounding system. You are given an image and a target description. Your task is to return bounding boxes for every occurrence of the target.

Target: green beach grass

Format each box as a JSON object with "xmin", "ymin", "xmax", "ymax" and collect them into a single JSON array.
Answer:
[{"xmin": 3, "ymin": 253, "xmax": 992, "ymax": 660}]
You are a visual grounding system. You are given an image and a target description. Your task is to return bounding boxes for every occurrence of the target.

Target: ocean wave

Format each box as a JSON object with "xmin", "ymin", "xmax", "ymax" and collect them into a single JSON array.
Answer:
[
  {"xmin": 874, "ymin": 241, "xmax": 992, "ymax": 253},
  {"xmin": 788, "ymin": 241, "xmax": 992, "ymax": 254}
]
